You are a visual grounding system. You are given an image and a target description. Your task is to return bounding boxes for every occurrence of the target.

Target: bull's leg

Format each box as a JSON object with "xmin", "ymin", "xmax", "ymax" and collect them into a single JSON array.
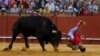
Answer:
[
  {"xmin": 3, "ymin": 33, "xmax": 18, "ymax": 51},
  {"xmin": 50, "ymin": 41, "xmax": 59, "ymax": 52},
  {"xmin": 22, "ymin": 33, "xmax": 29, "ymax": 51},
  {"xmin": 38, "ymin": 39, "xmax": 46, "ymax": 51},
  {"xmin": 24, "ymin": 37, "xmax": 29, "ymax": 48},
  {"xmin": 9, "ymin": 36, "xmax": 16, "ymax": 49},
  {"xmin": 36, "ymin": 31, "xmax": 46, "ymax": 51}
]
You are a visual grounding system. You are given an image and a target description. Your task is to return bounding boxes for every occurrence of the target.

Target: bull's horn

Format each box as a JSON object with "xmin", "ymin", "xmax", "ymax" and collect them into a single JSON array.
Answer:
[{"xmin": 52, "ymin": 30, "xmax": 57, "ymax": 33}]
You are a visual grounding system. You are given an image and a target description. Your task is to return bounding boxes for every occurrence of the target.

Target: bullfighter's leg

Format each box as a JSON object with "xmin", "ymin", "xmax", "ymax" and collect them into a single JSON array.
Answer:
[{"xmin": 3, "ymin": 32, "xmax": 18, "ymax": 51}]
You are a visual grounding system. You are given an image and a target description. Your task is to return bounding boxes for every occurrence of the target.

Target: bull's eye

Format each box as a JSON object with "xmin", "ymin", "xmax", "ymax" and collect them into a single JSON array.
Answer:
[
  {"xmin": 51, "ymin": 24, "xmax": 54, "ymax": 26},
  {"xmin": 52, "ymin": 30, "xmax": 57, "ymax": 33}
]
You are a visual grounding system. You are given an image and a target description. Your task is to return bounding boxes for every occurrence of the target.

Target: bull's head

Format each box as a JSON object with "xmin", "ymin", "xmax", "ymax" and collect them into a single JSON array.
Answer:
[
  {"xmin": 49, "ymin": 23, "xmax": 61, "ymax": 51},
  {"xmin": 51, "ymin": 30, "xmax": 61, "ymax": 51}
]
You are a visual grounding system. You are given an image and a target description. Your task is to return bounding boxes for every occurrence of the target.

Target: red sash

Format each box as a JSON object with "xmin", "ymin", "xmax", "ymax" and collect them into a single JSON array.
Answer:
[{"xmin": 72, "ymin": 32, "xmax": 82, "ymax": 44}]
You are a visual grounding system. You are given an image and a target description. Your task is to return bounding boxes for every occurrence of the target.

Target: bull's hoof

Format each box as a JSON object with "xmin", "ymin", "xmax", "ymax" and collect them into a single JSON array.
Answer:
[
  {"xmin": 42, "ymin": 49, "xmax": 47, "ymax": 52},
  {"xmin": 22, "ymin": 47, "xmax": 28, "ymax": 51},
  {"xmin": 54, "ymin": 49, "xmax": 59, "ymax": 52},
  {"xmin": 3, "ymin": 48, "xmax": 11, "ymax": 51},
  {"xmin": 22, "ymin": 48, "xmax": 26, "ymax": 51}
]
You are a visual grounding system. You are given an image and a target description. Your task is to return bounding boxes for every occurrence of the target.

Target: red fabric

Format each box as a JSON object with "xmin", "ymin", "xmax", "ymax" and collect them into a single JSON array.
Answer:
[{"xmin": 72, "ymin": 32, "xmax": 82, "ymax": 44}]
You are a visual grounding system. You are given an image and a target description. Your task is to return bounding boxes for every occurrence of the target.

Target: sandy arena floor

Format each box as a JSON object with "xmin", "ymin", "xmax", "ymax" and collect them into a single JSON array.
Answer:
[{"xmin": 0, "ymin": 43, "xmax": 100, "ymax": 56}]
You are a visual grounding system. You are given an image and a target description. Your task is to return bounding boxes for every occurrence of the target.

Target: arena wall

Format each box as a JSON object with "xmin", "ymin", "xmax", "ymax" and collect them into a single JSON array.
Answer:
[{"xmin": 0, "ymin": 15, "xmax": 100, "ymax": 44}]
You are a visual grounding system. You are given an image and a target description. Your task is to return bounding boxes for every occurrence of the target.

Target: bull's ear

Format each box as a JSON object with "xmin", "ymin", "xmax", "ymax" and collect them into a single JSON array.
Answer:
[{"xmin": 52, "ymin": 30, "xmax": 57, "ymax": 33}]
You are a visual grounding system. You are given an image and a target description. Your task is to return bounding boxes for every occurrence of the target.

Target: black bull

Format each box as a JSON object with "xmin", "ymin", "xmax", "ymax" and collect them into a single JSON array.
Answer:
[{"xmin": 4, "ymin": 16, "xmax": 61, "ymax": 51}]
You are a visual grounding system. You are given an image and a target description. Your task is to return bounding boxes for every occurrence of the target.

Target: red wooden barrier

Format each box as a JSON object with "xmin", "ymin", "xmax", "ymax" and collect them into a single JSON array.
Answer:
[{"xmin": 0, "ymin": 15, "xmax": 100, "ymax": 44}]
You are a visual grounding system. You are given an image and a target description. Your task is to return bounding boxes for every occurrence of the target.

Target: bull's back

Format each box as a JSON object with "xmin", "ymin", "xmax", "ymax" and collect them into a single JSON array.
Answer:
[
  {"xmin": 13, "ymin": 16, "xmax": 54, "ymax": 33},
  {"xmin": 20, "ymin": 16, "xmax": 43, "ymax": 28}
]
